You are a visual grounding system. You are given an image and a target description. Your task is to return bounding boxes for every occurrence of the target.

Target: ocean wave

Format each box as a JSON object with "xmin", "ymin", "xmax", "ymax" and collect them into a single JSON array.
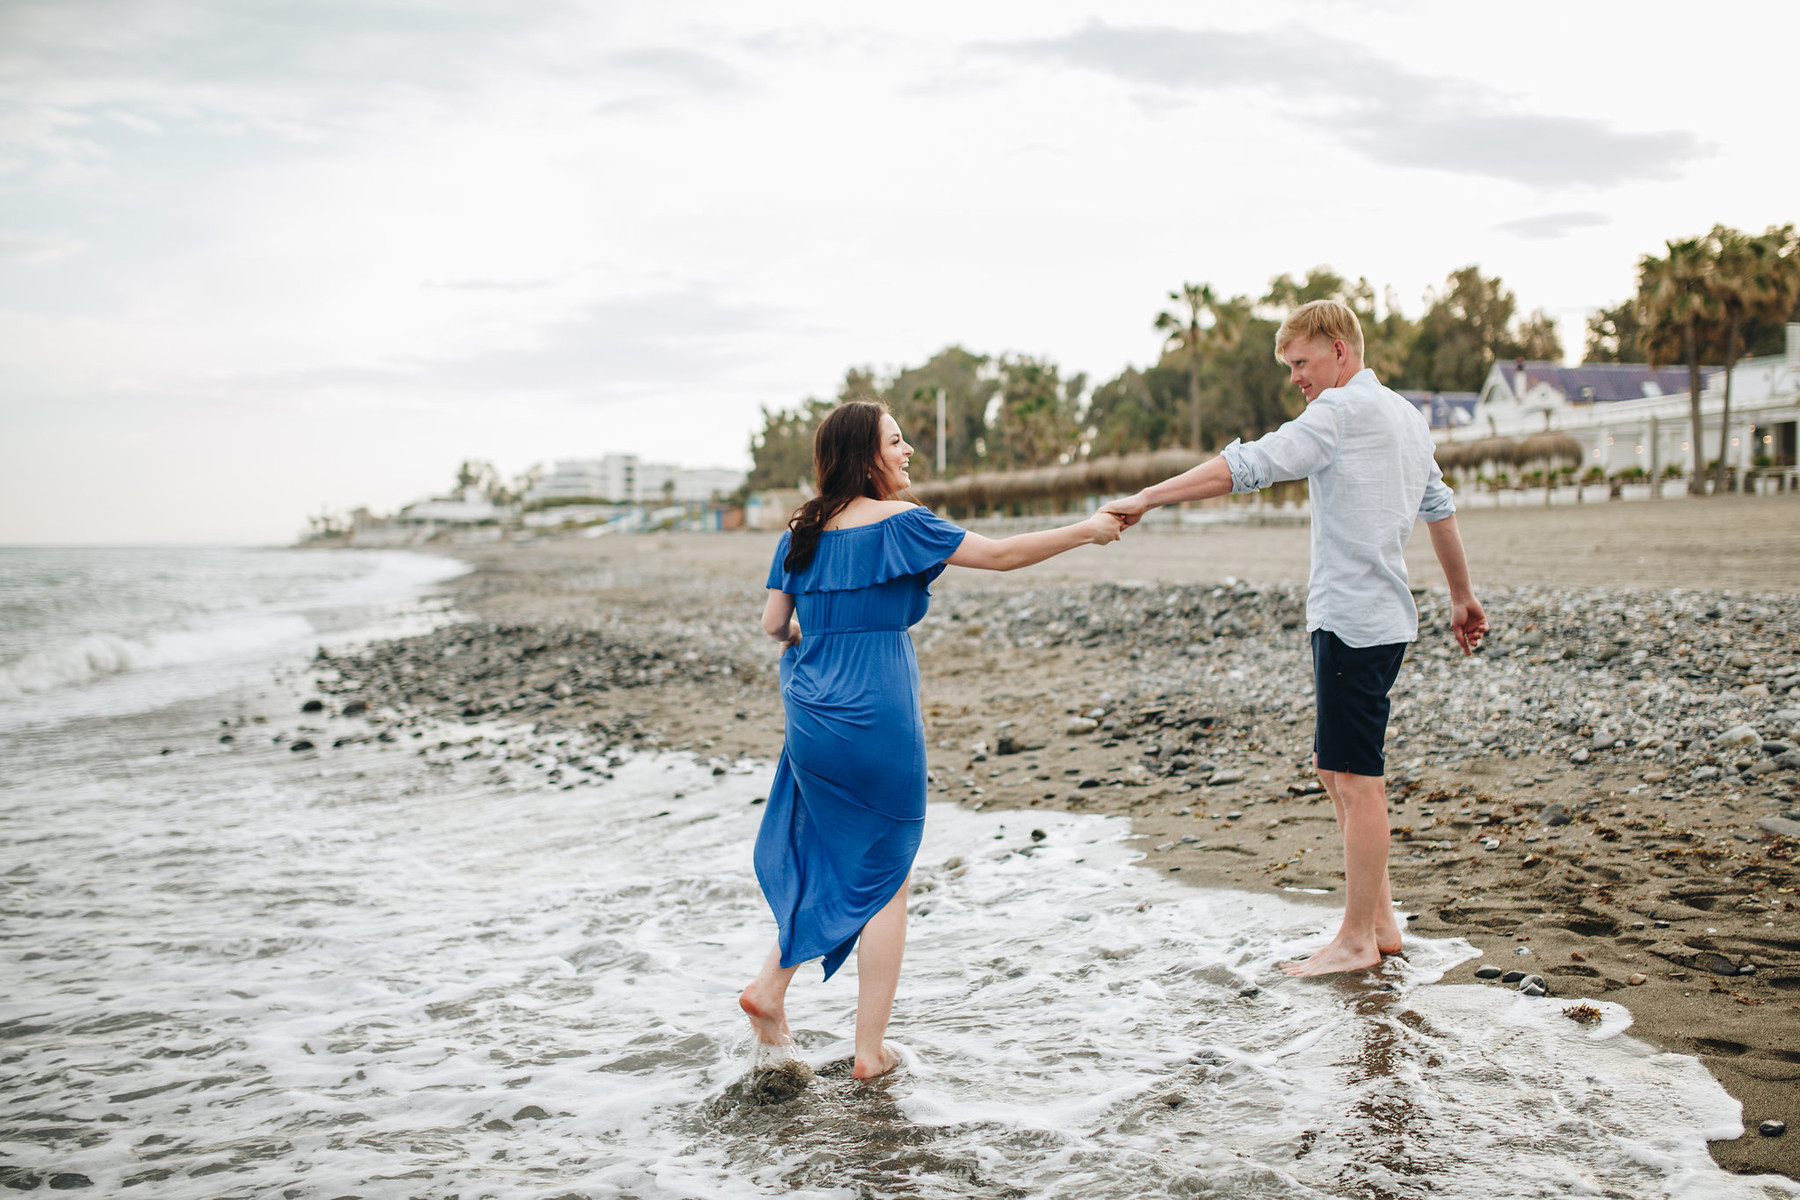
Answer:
[{"xmin": 0, "ymin": 613, "xmax": 314, "ymax": 701}]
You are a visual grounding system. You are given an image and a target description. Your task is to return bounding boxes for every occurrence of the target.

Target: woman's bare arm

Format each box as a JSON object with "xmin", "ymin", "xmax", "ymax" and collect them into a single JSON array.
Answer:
[
  {"xmin": 761, "ymin": 589, "xmax": 799, "ymax": 649},
  {"xmin": 946, "ymin": 510, "xmax": 1123, "ymax": 572}
]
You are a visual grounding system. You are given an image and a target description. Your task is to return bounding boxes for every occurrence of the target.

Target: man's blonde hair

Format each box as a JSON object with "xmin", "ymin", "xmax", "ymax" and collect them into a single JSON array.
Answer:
[{"xmin": 1274, "ymin": 299, "xmax": 1364, "ymax": 363}]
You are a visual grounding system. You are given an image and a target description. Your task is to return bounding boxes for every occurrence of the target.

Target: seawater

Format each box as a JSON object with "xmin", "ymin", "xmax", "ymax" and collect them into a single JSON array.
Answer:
[{"xmin": 1, "ymin": 551, "xmax": 1795, "ymax": 1199}]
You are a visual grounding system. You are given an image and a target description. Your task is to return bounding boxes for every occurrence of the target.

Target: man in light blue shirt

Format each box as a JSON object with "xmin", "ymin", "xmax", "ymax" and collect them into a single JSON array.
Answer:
[{"xmin": 1104, "ymin": 300, "xmax": 1487, "ymax": 977}]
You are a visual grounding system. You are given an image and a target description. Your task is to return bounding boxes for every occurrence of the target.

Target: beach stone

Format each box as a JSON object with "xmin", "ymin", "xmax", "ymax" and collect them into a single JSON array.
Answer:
[
  {"xmin": 512, "ymin": 1105, "xmax": 552, "ymax": 1121},
  {"xmin": 1065, "ymin": 717, "xmax": 1099, "ymax": 736},
  {"xmin": 1745, "ymin": 760, "xmax": 1780, "ymax": 776},
  {"xmin": 300, "ymin": 699, "xmax": 324, "ymax": 713},
  {"xmin": 289, "ymin": 739, "xmax": 315, "ymax": 752},
  {"xmin": 1570, "ymin": 748, "xmax": 1590, "ymax": 764},
  {"xmin": 341, "ymin": 699, "xmax": 368, "ymax": 716},
  {"xmin": 1728, "ymin": 652, "xmax": 1754, "ymax": 670},
  {"xmin": 1690, "ymin": 765, "xmax": 1722, "ymax": 782},
  {"xmin": 1539, "ymin": 804, "xmax": 1571, "ymax": 827},
  {"xmin": 1743, "ymin": 683, "xmax": 1771, "ymax": 698},
  {"xmin": 1518, "ymin": 975, "xmax": 1548, "ymax": 996},
  {"xmin": 1775, "ymin": 750, "xmax": 1800, "ymax": 770},
  {"xmin": 1713, "ymin": 723, "xmax": 1761, "ymax": 748},
  {"xmin": 1501, "ymin": 969, "xmax": 1528, "ymax": 983},
  {"xmin": 1475, "ymin": 966, "xmax": 1503, "ymax": 979},
  {"xmin": 1590, "ymin": 732, "xmax": 1616, "ymax": 751},
  {"xmin": 1030, "ymin": 829, "xmax": 1046, "ymax": 842},
  {"xmin": 1208, "ymin": 769, "xmax": 1246, "ymax": 786},
  {"xmin": 1764, "ymin": 741, "xmax": 1795, "ymax": 756},
  {"xmin": 1762, "ymin": 1120, "xmax": 1788, "ymax": 1138},
  {"xmin": 1628, "ymin": 973, "xmax": 1648, "ymax": 986},
  {"xmin": 1757, "ymin": 816, "xmax": 1800, "ymax": 838}
]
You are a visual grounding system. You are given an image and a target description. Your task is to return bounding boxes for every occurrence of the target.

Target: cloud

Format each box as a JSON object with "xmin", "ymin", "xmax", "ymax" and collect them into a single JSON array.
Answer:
[
  {"xmin": 986, "ymin": 22, "xmax": 1708, "ymax": 188},
  {"xmin": 1491, "ymin": 211, "xmax": 1612, "ymax": 240},
  {"xmin": 226, "ymin": 288, "xmax": 788, "ymax": 400},
  {"xmin": 0, "ymin": 230, "xmax": 86, "ymax": 261}
]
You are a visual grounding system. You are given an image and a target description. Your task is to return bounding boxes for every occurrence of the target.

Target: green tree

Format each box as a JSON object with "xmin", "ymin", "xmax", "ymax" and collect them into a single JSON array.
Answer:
[
  {"xmin": 747, "ymin": 397, "xmax": 836, "ymax": 491},
  {"xmin": 1707, "ymin": 223, "xmax": 1800, "ymax": 491},
  {"xmin": 1155, "ymin": 282, "xmax": 1227, "ymax": 451},
  {"xmin": 1513, "ymin": 309, "xmax": 1564, "ymax": 361},
  {"xmin": 1583, "ymin": 300, "xmax": 1646, "ymax": 363},
  {"xmin": 988, "ymin": 355, "xmax": 1085, "ymax": 469},
  {"xmin": 1086, "ymin": 365, "xmax": 1188, "ymax": 456},
  {"xmin": 884, "ymin": 346, "xmax": 993, "ymax": 479},
  {"xmin": 1638, "ymin": 237, "xmax": 1717, "ymax": 496},
  {"xmin": 1400, "ymin": 266, "xmax": 1521, "ymax": 391}
]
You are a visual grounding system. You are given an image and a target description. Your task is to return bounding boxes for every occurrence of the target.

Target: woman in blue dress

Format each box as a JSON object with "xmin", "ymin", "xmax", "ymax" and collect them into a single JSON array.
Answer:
[{"xmin": 739, "ymin": 400, "xmax": 1125, "ymax": 1079}]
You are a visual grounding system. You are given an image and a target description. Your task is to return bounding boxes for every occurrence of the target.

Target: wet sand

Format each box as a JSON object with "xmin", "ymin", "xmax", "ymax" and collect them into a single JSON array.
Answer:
[{"xmin": 328, "ymin": 493, "xmax": 1800, "ymax": 1180}]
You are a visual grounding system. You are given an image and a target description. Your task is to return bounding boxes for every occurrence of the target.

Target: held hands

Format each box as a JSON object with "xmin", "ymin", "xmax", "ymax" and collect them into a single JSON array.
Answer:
[
  {"xmin": 1099, "ymin": 491, "xmax": 1150, "ymax": 529},
  {"xmin": 776, "ymin": 618, "xmax": 801, "ymax": 652},
  {"xmin": 1451, "ymin": 596, "xmax": 1488, "ymax": 656},
  {"xmin": 1084, "ymin": 510, "xmax": 1127, "ymax": 545}
]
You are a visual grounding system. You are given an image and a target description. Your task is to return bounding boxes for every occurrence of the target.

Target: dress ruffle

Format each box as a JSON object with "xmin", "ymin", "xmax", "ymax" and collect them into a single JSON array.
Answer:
[{"xmin": 765, "ymin": 506, "xmax": 967, "ymax": 594}]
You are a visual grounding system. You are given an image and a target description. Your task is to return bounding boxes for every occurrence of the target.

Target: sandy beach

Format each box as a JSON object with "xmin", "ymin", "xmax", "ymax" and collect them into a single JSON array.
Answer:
[{"xmin": 319, "ymin": 493, "xmax": 1800, "ymax": 1180}]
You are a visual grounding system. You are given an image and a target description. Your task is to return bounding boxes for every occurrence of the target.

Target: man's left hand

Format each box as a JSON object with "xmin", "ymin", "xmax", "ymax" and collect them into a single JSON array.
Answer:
[{"xmin": 1451, "ymin": 597, "xmax": 1487, "ymax": 655}]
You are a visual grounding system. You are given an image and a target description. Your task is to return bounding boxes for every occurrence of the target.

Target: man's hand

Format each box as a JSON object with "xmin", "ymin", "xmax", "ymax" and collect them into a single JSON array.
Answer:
[
  {"xmin": 1451, "ymin": 596, "xmax": 1487, "ymax": 656},
  {"xmin": 1100, "ymin": 491, "xmax": 1151, "ymax": 529}
]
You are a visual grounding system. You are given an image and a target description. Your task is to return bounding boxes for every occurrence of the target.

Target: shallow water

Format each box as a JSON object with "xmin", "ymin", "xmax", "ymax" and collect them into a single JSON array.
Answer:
[
  {"xmin": 2, "ymin": 550, "xmax": 1796, "ymax": 1198},
  {"xmin": 3, "ymin": 701, "xmax": 1795, "ymax": 1199}
]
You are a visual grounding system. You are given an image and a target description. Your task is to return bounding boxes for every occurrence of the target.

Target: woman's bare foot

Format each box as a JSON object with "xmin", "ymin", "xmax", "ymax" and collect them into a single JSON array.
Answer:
[
  {"xmin": 1279, "ymin": 934, "xmax": 1383, "ymax": 977},
  {"xmin": 851, "ymin": 1042, "xmax": 901, "ymax": 1080},
  {"xmin": 739, "ymin": 983, "xmax": 791, "ymax": 1046},
  {"xmin": 1376, "ymin": 922, "xmax": 1405, "ymax": 957}
]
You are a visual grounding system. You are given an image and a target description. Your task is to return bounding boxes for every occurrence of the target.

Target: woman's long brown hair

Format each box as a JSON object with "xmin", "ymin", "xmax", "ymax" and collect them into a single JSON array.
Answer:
[{"xmin": 783, "ymin": 400, "xmax": 891, "ymax": 573}]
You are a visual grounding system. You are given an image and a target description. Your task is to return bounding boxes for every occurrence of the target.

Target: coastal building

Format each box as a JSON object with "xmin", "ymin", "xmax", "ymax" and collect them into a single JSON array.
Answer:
[
  {"xmin": 529, "ymin": 456, "xmax": 638, "ymax": 504},
  {"xmin": 1396, "ymin": 390, "xmax": 1479, "ymax": 431},
  {"xmin": 1439, "ymin": 326, "xmax": 1800, "ymax": 483},
  {"xmin": 526, "ymin": 456, "xmax": 744, "ymax": 506}
]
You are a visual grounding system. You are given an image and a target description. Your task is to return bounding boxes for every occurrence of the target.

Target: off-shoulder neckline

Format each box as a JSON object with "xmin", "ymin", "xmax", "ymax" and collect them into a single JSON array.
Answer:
[{"xmin": 819, "ymin": 505, "xmax": 926, "ymax": 534}]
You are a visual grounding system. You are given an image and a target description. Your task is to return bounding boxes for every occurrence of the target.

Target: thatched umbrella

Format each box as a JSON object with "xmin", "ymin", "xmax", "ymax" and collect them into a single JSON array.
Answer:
[
  {"xmin": 910, "ymin": 448, "xmax": 1205, "ymax": 515},
  {"xmin": 1512, "ymin": 431, "xmax": 1582, "ymax": 468},
  {"xmin": 1514, "ymin": 431, "xmax": 1583, "ymax": 505}
]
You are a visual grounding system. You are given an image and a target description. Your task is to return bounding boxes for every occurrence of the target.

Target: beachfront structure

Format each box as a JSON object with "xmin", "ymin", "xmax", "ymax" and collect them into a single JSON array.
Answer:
[
  {"xmin": 526, "ymin": 456, "xmax": 743, "ymax": 506},
  {"xmin": 1442, "ymin": 326, "xmax": 1800, "ymax": 482},
  {"xmin": 1396, "ymin": 390, "xmax": 1479, "ymax": 431},
  {"xmin": 634, "ymin": 463, "xmax": 745, "ymax": 505},
  {"xmin": 529, "ymin": 456, "xmax": 639, "ymax": 504}
]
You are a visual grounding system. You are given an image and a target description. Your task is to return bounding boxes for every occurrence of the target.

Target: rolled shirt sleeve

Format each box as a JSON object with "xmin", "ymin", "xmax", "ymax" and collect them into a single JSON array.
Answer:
[
  {"xmin": 1218, "ymin": 396, "xmax": 1343, "ymax": 494},
  {"xmin": 1418, "ymin": 459, "xmax": 1456, "ymax": 523}
]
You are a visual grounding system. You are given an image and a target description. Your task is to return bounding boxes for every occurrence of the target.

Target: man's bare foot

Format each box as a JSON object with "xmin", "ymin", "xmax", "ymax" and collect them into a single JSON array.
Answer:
[
  {"xmin": 850, "ymin": 1042, "xmax": 901, "ymax": 1080},
  {"xmin": 1279, "ymin": 936, "xmax": 1383, "ymax": 977},
  {"xmin": 738, "ymin": 984, "xmax": 791, "ymax": 1046}
]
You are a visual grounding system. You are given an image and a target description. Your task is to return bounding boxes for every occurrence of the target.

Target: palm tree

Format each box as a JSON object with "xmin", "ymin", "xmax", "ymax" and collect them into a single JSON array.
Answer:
[
  {"xmin": 1156, "ymin": 282, "xmax": 1220, "ymax": 453},
  {"xmin": 1709, "ymin": 224, "xmax": 1800, "ymax": 492},
  {"xmin": 1637, "ymin": 238, "xmax": 1716, "ymax": 496}
]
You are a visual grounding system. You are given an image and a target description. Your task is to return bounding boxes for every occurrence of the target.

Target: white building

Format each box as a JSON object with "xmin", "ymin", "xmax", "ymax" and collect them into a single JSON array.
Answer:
[
  {"xmin": 1445, "ymin": 326, "xmax": 1800, "ymax": 480},
  {"xmin": 528, "ymin": 455, "xmax": 638, "ymax": 504},
  {"xmin": 528, "ymin": 456, "xmax": 744, "ymax": 505},
  {"xmin": 634, "ymin": 462, "xmax": 745, "ymax": 504}
]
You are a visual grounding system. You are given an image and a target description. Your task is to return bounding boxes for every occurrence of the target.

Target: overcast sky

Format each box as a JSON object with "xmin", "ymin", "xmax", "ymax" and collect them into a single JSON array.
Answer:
[{"xmin": 3, "ymin": 0, "xmax": 1795, "ymax": 544}]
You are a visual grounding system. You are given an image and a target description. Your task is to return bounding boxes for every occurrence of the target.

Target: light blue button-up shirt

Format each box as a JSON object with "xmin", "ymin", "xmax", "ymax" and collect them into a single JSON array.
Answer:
[{"xmin": 1220, "ymin": 368, "xmax": 1455, "ymax": 648}]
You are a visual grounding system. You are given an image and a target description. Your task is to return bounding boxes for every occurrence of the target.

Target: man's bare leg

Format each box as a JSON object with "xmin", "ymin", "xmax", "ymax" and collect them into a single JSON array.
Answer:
[
  {"xmin": 740, "ymin": 944, "xmax": 801, "ymax": 1046},
  {"xmin": 1282, "ymin": 767, "xmax": 1395, "ymax": 976},
  {"xmin": 851, "ymin": 877, "xmax": 909, "ymax": 1079},
  {"xmin": 1313, "ymin": 762, "xmax": 1403, "ymax": 955}
]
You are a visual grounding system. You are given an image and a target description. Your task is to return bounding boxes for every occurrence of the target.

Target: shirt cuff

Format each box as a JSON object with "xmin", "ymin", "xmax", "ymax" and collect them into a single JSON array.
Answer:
[{"xmin": 1219, "ymin": 438, "xmax": 1266, "ymax": 494}]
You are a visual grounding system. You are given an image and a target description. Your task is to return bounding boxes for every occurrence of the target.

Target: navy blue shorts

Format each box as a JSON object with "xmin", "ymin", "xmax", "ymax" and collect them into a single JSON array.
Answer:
[{"xmin": 1311, "ymin": 629, "xmax": 1407, "ymax": 778}]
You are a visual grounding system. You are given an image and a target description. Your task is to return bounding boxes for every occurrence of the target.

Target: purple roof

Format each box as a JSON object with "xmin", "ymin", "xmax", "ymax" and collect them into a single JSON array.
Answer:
[
  {"xmin": 1396, "ymin": 390, "xmax": 1479, "ymax": 429},
  {"xmin": 1497, "ymin": 361, "xmax": 1721, "ymax": 403}
]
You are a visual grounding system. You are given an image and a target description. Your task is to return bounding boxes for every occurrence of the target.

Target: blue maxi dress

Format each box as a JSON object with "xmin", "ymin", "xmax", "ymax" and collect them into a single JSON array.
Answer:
[{"xmin": 757, "ymin": 506, "xmax": 968, "ymax": 979}]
